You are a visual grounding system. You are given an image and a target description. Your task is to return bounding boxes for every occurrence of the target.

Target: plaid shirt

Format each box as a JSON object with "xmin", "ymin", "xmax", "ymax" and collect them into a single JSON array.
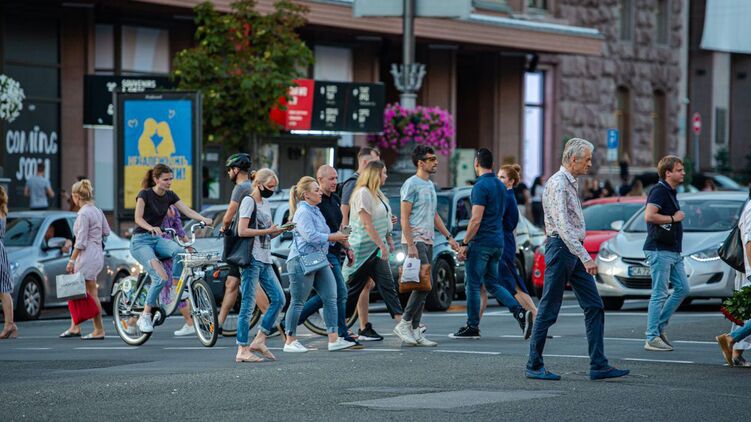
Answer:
[{"xmin": 543, "ymin": 166, "xmax": 591, "ymax": 263}]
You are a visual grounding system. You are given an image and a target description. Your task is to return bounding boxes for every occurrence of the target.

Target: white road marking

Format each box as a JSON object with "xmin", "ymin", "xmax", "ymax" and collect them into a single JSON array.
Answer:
[
  {"xmin": 163, "ymin": 347, "xmax": 228, "ymax": 350},
  {"xmin": 545, "ymin": 354, "xmax": 589, "ymax": 359},
  {"xmin": 75, "ymin": 347, "xmax": 138, "ymax": 350},
  {"xmin": 432, "ymin": 350, "xmax": 500, "ymax": 356},
  {"xmin": 604, "ymin": 337, "xmax": 717, "ymax": 345},
  {"xmin": 15, "ymin": 347, "xmax": 52, "ymax": 350},
  {"xmin": 357, "ymin": 348, "xmax": 403, "ymax": 352},
  {"xmin": 622, "ymin": 357, "xmax": 694, "ymax": 364}
]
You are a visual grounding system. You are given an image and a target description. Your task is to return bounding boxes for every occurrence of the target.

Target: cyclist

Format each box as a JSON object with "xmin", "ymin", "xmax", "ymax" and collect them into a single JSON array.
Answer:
[{"xmin": 131, "ymin": 164, "xmax": 213, "ymax": 333}]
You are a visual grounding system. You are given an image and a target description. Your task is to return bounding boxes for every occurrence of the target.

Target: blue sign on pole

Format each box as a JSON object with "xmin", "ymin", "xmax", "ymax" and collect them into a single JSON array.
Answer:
[{"xmin": 607, "ymin": 129, "xmax": 619, "ymax": 149}]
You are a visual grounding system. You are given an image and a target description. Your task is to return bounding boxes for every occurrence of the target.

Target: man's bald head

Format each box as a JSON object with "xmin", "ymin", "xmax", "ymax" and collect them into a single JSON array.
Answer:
[{"xmin": 317, "ymin": 165, "xmax": 338, "ymax": 195}]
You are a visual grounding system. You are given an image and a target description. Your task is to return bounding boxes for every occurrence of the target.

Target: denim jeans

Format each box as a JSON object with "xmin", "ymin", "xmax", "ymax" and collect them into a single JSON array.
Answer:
[
  {"xmin": 644, "ymin": 250, "xmax": 690, "ymax": 340},
  {"xmin": 130, "ymin": 233, "xmax": 183, "ymax": 307},
  {"xmin": 527, "ymin": 237, "xmax": 609, "ymax": 371},
  {"xmin": 465, "ymin": 244, "xmax": 523, "ymax": 328},
  {"xmin": 731, "ymin": 321, "xmax": 751, "ymax": 343},
  {"xmin": 284, "ymin": 257, "xmax": 338, "ymax": 336},
  {"xmin": 236, "ymin": 259, "xmax": 286, "ymax": 346},
  {"xmin": 298, "ymin": 253, "xmax": 348, "ymax": 337}
]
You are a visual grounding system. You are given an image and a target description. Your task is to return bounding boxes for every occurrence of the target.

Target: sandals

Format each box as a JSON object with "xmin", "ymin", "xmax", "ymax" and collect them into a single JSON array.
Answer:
[
  {"xmin": 59, "ymin": 329, "xmax": 81, "ymax": 338},
  {"xmin": 249, "ymin": 343, "xmax": 276, "ymax": 361},
  {"xmin": 235, "ymin": 351, "xmax": 266, "ymax": 363},
  {"xmin": 81, "ymin": 333, "xmax": 106, "ymax": 340}
]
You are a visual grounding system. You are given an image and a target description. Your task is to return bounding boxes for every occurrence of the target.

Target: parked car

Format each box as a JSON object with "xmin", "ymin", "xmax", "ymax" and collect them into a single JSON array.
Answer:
[
  {"xmin": 531, "ymin": 196, "xmax": 646, "ymax": 298},
  {"xmin": 596, "ymin": 192, "xmax": 744, "ymax": 310},
  {"xmin": 6, "ymin": 211, "xmax": 139, "ymax": 320},
  {"xmin": 692, "ymin": 173, "xmax": 746, "ymax": 192},
  {"xmin": 633, "ymin": 172, "xmax": 699, "ymax": 193}
]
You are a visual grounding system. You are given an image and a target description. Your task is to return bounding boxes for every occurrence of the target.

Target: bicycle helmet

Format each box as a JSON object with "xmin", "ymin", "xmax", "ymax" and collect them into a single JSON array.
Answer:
[{"xmin": 225, "ymin": 153, "xmax": 252, "ymax": 171}]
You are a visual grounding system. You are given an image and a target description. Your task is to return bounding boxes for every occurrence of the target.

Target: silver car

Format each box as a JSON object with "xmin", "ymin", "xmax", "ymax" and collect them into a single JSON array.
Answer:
[
  {"xmin": 595, "ymin": 192, "xmax": 745, "ymax": 310},
  {"xmin": 5, "ymin": 211, "xmax": 140, "ymax": 320}
]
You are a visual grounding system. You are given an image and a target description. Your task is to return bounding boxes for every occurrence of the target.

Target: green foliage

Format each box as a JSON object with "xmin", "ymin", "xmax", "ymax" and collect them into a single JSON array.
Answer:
[
  {"xmin": 172, "ymin": 0, "xmax": 314, "ymax": 149},
  {"xmin": 714, "ymin": 146, "xmax": 732, "ymax": 175}
]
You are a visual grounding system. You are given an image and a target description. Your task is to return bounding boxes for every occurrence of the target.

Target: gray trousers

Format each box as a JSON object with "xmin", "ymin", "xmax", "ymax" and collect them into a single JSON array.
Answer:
[{"xmin": 403, "ymin": 242, "xmax": 432, "ymax": 328}]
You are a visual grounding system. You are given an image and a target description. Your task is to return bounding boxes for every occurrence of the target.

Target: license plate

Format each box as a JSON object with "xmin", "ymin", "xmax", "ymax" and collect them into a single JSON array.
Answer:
[{"xmin": 628, "ymin": 266, "xmax": 651, "ymax": 278}]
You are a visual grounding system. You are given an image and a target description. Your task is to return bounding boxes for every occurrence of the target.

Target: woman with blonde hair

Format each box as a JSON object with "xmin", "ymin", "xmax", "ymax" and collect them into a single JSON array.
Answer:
[
  {"xmin": 58, "ymin": 180, "xmax": 111, "ymax": 339},
  {"xmin": 0, "ymin": 186, "xmax": 17, "ymax": 339},
  {"xmin": 234, "ymin": 169, "xmax": 288, "ymax": 362},
  {"xmin": 343, "ymin": 161, "xmax": 405, "ymax": 337},
  {"xmin": 283, "ymin": 176, "xmax": 355, "ymax": 353}
]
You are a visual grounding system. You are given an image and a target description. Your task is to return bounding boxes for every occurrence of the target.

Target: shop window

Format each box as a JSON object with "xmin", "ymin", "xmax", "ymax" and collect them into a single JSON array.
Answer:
[
  {"xmin": 652, "ymin": 90, "xmax": 666, "ymax": 164},
  {"xmin": 95, "ymin": 24, "xmax": 114, "ymax": 71},
  {"xmin": 655, "ymin": 0, "xmax": 669, "ymax": 45},
  {"xmin": 715, "ymin": 107, "xmax": 727, "ymax": 145},
  {"xmin": 615, "ymin": 86, "xmax": 631, "ymax": 160},
  {"xmin": 619, "ymin": 0, "xmax": 633, "ymax": 41},
  {"xmin": 527, "ymin": 0, "xmax": 548, "ymax": 10},
  {"xmin": 523, "ymin": 72, "xmax": 545, "ymax": 187},
  {"xmin": 121, "ymin": 26, "xmax": 170, "ymax": 75}
]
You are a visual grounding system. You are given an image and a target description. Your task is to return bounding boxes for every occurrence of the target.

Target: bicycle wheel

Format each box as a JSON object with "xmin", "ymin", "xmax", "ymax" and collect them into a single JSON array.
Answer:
[
  {"xmin": 303, "ymin": 307, "xmax": 358, "ymax": 336},
  {"xmin": 190, "ymin": 278, "xmax": 219, "ymax": 347},
  {"xmin": 112, "ymin": 281, "xmax": 151, "ymax": 346}
]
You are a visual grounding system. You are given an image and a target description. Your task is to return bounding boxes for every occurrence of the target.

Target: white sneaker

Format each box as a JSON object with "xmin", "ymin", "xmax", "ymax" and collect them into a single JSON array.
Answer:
[
  {"xmin": 174, "ymin": 323, "xmax": 195, "ymax": 336},
  {"xmin": 393, "ymin": 320, "xmax": 418, "ymax": 346},
  {"xmin": 137, "ymin": 313, "xmax": 154, "ymax": 333},
  {"xmin": 328, "ymin": 337, "xmax": 357, "ymax": 351},
  {"xmin": 283, "ymin": 340, "xmax": 308, "ymax": 353},
  {"xmin": 413, "ymin": 326, "xmax": 437, "ymax": 347}
]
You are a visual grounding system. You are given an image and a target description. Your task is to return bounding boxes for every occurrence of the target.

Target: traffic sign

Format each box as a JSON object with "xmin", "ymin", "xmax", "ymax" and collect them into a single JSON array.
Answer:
[
  {"xmin": 606, "ymin": 129, "xmax": 619, "ymax": 161},
  {"xmin": 692, "ymin": 112, "xmax": 702, "ymax": 136}
]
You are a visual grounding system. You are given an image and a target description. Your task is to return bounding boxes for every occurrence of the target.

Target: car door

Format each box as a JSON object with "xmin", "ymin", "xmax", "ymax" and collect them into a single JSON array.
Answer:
[{"xmin": 39, "ymin": 217, "xmax": 75, "ymax": 306}]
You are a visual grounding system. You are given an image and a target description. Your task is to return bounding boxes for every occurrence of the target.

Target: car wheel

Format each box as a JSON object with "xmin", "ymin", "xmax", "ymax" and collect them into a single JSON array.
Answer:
[
  {"xmin": 602, "ymin": 297, "xmax": 624, "ymax": 311},
  {"xmin": 425, "ymin": 259, "xmax": 455, "ymax": 311},
  {"xmin": 15, "ymin": 276, "xmax": 43, "ymax": 321}
]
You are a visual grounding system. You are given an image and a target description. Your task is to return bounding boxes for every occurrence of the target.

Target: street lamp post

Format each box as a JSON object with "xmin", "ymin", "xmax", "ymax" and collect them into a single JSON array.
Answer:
[{"xmin": 390, "ymin": 0, "xmax": 426, "ymax": 110}]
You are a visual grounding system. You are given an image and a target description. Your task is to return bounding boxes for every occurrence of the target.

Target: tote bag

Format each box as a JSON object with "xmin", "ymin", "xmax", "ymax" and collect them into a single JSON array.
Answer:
[{"xmin": 222, "ymin": 198, "xmax": 256, "ymax": 267}]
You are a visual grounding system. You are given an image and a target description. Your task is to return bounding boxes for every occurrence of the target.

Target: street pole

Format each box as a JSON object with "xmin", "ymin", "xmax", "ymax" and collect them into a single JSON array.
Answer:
[
  {"xmin": 390, "ymin": 0, "xmax": 425, "ymax": 110},
  {"xmin": 693, "ymin": 133, "xmax": 699, "ymax": 173}
]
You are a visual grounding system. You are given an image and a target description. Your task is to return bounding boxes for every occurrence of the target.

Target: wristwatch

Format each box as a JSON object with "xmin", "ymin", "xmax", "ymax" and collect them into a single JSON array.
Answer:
[{"xmin": 460, "ymin": 240, "xmax": 469, "ymax": 247}]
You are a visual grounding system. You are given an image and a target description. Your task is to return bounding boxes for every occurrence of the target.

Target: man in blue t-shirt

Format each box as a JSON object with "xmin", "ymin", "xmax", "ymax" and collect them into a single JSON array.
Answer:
[
  {"xmin": 450, "ymin": 148, "xmax": 532, "ymax": 339},
  {"xmin": 643, "ymin": 155, "xmax": 690, "ymax": 352}
]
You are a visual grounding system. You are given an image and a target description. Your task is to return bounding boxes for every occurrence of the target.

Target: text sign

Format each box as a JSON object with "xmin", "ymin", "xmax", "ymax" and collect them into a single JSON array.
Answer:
[
  {"xmin": 311, "ymin": 81, "xmax": 348, "ymax": 131},
  {"xmin": 344, "ymin": 83, "xmax": 385, "ymax": 132},
  {"xmin": 84, "ymin": 75, "xmax": 172, "ymax": 127},
  {"xmin": 692, "ymin": 112, "xmax": 702, "ymax": 136}
]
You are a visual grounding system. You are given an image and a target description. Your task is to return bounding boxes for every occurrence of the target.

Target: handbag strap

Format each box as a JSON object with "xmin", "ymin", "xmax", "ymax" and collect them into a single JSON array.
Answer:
[{"xmin": 233, "ymin": 195, "xmax": 258, "ymax": 250}]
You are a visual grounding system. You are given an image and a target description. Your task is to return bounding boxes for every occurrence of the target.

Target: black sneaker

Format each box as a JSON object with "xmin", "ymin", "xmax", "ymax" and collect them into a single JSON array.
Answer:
[
  {"xmin": 216, "ymin": 326, "xmax": 223, "ymax": 336},
  {"xmin": 449, "ymin": 326, "xmax": 481, "ymax": 339},
  {"xmin": 357, "ymin": 323, "xmax": 383, "ymax": 341},
  {"xmin": 515, "ymin": 310, "xmax": 534, "ymax": 340},
  {"xmin": 344, "ymin": 335, "xmax": 364, "ymax": 349}
]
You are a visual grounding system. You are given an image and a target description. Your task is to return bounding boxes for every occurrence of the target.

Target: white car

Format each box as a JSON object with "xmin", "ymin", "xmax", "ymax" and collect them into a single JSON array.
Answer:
[{"xmin": 595, "ymin": 192, "xmax": 745, "ymax": 310}]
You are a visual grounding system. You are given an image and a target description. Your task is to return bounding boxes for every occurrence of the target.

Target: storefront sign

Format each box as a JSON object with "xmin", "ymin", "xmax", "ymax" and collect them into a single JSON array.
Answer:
[
  {"xmin": 344, "ymin": 83, "xmax": 384, "ymax": 132},
  {"xmin": 114, "ymin": 91, "xmax": 201, "ymax": 217},
  {"xmin": 284, "ymin": 79, "xmax": 315, "ymax": 130},
  {"xmin": 311, "ymin": 81, "xmax": 348, "ymax": 131},
  {"xmin": 84, "ymin": 75, "xmax": 172, "ymax": 127}
]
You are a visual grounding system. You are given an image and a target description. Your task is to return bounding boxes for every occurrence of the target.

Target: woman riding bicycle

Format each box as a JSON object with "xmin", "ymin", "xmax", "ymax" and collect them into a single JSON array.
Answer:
[{"xmin": 131, "ymin": 164, "xmax": 212, "ymax": 333}]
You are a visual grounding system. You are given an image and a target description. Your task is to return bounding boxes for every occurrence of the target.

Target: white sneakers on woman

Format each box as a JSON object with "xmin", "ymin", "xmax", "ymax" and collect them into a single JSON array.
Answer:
[
  {"xmin": 328, "ymin": 337, "xmax": 357, "ymax": 351},
  {"xmin": 283, "ymin": 340, "xmax": 308, "ymax": 353}
]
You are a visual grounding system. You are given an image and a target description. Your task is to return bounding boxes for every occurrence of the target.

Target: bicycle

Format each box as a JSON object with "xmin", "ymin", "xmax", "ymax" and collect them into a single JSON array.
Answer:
[{"xmin": 112, "ymin": 223, "xmax": 220, "ymax": 347}]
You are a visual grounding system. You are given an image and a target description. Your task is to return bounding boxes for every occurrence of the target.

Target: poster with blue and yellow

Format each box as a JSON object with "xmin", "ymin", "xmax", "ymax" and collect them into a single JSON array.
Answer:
[{"xmin": 122, "ymin": 99, "xmax": 194, "ymax": 208}]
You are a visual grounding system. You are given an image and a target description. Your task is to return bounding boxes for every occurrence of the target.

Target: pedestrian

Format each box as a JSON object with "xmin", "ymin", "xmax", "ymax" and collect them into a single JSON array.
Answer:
[
  {"xmin": 130, "ymin": 164, "xmax": 213, "ymax": 334},
  {"xmin": 643, "ymin": 156, "xmax": 690, "ymax": 352},
  {"xmin": 627, "ymin": 179, "xmax": 644, "ymax": 197},
  {"xmin": 450, "ymin": 148, "xmax": 532, "ymax": 340},
  {"xmin": 292, "ymin": 165, "xmax": 362, "ymax": 347},
  {"xmin": 59, "ymin": 180, "xmax": 110, "ymax": 340},
  {"xmin": 340, "ymin": 146, "xmax": 382, "ymax": 341},
  {"xmin": 160, "ymin": 205, "xmax": 197, "ymax": 337},
  {"xmin": 396, "ymin": 145, "xmax": 460, "ymax": 347},
  {"xmin": 526, "ymin": 138, "xmax": 629, "ymax": 381},
  {"xmin": 498, "ymin": 164, "xmax": 538, "ymax": 325},
  {"xmin": 715, "ymin": 191, "xmax": 751, "ymax": 367},
  {"xmin": 342, "ymin": 161, "xmax": 406, "ymax": 339},
  {"xmin": 514, "ymin": 177, "xmax": 532, "ymax": 221},
  {"xmin": 235, "ymin": 169, "xmax": 288, "ymax": 362},
  {"xmin": 0, "ymin": 186, "xmax": 17, "ymax": 339},
  {"xmin": 531, "ymin": 176, "xmax": 545, "ymax": 228},
  {"xmin": 702, "ymin": 179, "xmax": 717, "ymax": 192},
  {"xmin": 283, "ymin": 176, "xmax": 355, "ymax": 353},
  {"xmin": 24, "ymin": 162, "xmax": 55, "ymax": 210}
]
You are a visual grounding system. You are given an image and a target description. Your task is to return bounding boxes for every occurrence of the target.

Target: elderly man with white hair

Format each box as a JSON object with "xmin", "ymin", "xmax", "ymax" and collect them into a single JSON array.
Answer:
[{"xmin": 525, "ymin": 138, "xmax": 630, "ymax": 381}]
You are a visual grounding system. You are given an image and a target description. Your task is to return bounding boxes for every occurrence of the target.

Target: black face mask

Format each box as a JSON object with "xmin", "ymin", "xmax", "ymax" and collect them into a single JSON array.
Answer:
[{"xmin": 260, "ymin": 186, "xmax": 274, "ymax": 198}]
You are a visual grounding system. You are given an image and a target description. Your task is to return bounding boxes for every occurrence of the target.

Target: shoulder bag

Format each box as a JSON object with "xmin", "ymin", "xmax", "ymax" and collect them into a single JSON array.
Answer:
[
  {"xmin": 293, "ymin": 231, "xmax": 329, "ymax": 275},
  {"xmin": 718, "ymin": 201, "xmax": 749, "ymax": 273},
  {"xmin": 222, "ymin": 198, "xmax": 257, "ymax": 267}
]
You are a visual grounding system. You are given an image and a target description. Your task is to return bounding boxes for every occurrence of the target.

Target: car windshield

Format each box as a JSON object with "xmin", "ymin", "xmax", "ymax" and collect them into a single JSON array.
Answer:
[
  {"xmin": 624, "ymin": 200, "xmax": 743, "ymax": 233},
  {"xmin": 387, "ymin": 195, "xmax": 451, "ymax": 232},
  {"xmin": 713, "ymin": 175, "xmax": 741, "ymax": 189},
  {"xmin": 5, "ymin": 217, "xmax": 43, "ymax": 247},
  {"xmin": 583, "ymin": 203, "xmax": 644, "ymax": 231}
]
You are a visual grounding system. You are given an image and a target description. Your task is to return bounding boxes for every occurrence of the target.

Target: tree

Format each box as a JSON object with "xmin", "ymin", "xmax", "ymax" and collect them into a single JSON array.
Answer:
[{"xmin": 172, "ymin": 0, "xmax": 314, "ymax": 150}]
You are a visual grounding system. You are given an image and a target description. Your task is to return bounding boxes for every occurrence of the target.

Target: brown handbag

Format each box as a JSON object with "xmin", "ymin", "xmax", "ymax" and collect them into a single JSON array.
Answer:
[{"xmin": 399, "ymin": 264, "xmax": 432, "ymax": 293}]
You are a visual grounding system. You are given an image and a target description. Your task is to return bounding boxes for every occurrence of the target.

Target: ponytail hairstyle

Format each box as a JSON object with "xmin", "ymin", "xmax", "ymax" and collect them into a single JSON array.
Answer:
[
  {"xmin": 500, "ymin": 164, "xmax": 522, "ymax": 187},
  {"xmin": 355, "ymin": 160, "xmax": 386, "ymax": 198},
  {"xmin": 289, "ymin": 176, "xmax": 317, "ymax": 218},
  {"xmin": 251, "ymin": 168, "xmax": 278, "ymax": 189},
  {"xmin": 72, "ymin": 179, "xmax": 94, "ymax": 202},
  {"xmin": 0, "ymin": 185, "xmax": 7, "ymax": 217},
  {"xmin": 141, "ymin": 164, "xmax": 173, "ymax": 189}
]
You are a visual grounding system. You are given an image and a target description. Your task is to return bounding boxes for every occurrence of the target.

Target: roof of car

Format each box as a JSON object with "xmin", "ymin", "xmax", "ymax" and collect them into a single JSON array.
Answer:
[
  {"xmin": 582, "ymin": 196, "xmax": 646, "ymax": 206},
  {"xmin": 676, "ymin": 191, "xmax": 748, "ymax": 201},
  {"xmin": 8, "ymin": 210, "xmax": 77, "ymax": 218}
]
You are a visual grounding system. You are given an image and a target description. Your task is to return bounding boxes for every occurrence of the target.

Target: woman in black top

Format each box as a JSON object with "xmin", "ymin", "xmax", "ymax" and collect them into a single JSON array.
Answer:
[{"xmin": 129, "ymin": 164, "xmax": 212, "ymax": 334}]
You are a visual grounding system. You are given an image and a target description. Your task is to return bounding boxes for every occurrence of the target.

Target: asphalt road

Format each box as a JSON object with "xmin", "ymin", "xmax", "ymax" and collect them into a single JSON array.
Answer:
[{"xmin": 0, "ymin": 297, "xmax": 747, "ymax": 421}]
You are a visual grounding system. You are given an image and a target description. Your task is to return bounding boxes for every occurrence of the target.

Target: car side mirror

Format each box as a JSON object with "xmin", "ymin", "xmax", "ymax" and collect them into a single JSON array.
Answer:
[
  {"xmin": 610, "ymin": 220, "xmax": 624, "ymax": 231},
  {"xmin": 45, "ymin": 237, "xmax": 67, "ymax": 250}
]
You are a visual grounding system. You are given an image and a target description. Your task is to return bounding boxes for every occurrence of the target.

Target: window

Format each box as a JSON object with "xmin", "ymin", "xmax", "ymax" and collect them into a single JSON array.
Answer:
[
  {"xmin": 615, "ymin": 86, "xmax": 631, "ymax": 160},
  {"xmin": 652, "ymin": 90, "xmax": 667, "ymax": 164},
  {"xmin": 121, "ymin": 26, "xmax": 170, "ymax": 75},
  {"xmin": 527, "ymin": 0, "xmax": 548, "ymax": 10},
  {"xmin": 655, "ymin": 0, "xmax": 669, "ymax": 45},
  {"xmin": 95, "ymin": 24, "xmax": 114, "ymax": 72},
  {"xmin": 619, "ymin": 0, "xmax": 633, "ymax": 41},
  {"xmin": 715, "ymin": 107, "xmax": 727, "ymax": 144},
  {"xmin": 523, "ymin": 72, "xmax": 545, "ymax": 187}
]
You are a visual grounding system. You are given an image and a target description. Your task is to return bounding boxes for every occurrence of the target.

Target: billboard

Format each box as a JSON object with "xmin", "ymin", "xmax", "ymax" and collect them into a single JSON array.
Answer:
[{"xmin": 114, "ymin": 91, "xmax": 201, "ymax": 218}]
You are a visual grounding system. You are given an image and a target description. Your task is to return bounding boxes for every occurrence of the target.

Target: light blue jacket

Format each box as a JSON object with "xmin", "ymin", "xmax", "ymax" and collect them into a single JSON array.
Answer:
[{"xmin": 287, "ymin": 201, "xmax": 331, "ymax": 262}]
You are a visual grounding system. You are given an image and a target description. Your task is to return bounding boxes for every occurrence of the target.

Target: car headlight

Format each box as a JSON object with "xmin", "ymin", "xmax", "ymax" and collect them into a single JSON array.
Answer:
[
  {"xmin": 598, "ymin": 245, "xmax": 618, "ymax": 263},
  {"xmin": 10, "ymin": 262, "xmax": 20, "ymax": 273},
  {"xmin": 395, "ymin": 252, "xmax": 406, "ymax": 263},
  {"xmin": 690, "ymin": 246, "xmax": 721, "ymax": 262}
]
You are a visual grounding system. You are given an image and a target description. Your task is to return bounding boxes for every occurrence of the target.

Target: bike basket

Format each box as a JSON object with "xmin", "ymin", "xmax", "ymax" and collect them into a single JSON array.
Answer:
[{"xmin": 180, "ymin": 252, "xmax": 221, "ymax": 267}]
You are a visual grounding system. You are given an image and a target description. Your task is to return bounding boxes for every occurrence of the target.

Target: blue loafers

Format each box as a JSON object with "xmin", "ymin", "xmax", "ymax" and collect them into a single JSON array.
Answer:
[
  {"xmin": 526, "ymin": 367, "xmax": 561, "ymax": 381},
  {"xmin": 590, "ymin": 367, "xmax": 630, "ymax": 380}
]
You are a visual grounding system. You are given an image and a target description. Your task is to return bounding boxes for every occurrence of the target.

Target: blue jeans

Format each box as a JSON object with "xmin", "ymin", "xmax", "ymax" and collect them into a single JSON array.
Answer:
[
  {"xmin": 644, "ymin": 250, "xmax": 690, "ymax": 340},
  {"xmin": 284, "ymin": 257, "xmax": 338, "ymax": 336},
  {"xmin": 298, "ymin": 253, "xmax": 348, "ymax": 337},
  {"xmin": 527, "ymin": 237, "xmax": 609, "ymax": 371},
  {"xmin": 130, "ymin": 233, "xmax": 183, "ymax": 307},
  {"xmin": 465, "ymin": 244, "xmax": 524, "ymax": 328},
  {"xmin": 236, "ymin": 259, "xmax": 286, "ymax": 346},
  {"xmin": 731, "ymin": 321, "xmax": 751, "ymax": 343}
]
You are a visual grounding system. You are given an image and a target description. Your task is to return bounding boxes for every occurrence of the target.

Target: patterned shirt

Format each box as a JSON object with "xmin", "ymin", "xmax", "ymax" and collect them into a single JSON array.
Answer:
[{"xmin": 543, "ymin": 166, "xmax": 590, "ymax": 263}]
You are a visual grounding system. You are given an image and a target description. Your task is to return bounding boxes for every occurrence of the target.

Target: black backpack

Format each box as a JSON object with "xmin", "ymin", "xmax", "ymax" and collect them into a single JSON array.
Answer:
[{"xmin": 336, "ymin": 173, "xmax": 358, "ymax": 200}]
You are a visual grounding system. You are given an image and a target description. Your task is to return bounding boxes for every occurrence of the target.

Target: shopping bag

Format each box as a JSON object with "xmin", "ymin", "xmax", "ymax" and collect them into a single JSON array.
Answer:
[
  {"xmin": 401, "ymin": 257, "xmax": 421, "ymax": 282},
  {"xmin": 56, "ymin": 272, "xmax": 86, "ymax": 300},
  {"xmin": 68, "ymin": 294, "xmax": 101, "ymax": 325}
]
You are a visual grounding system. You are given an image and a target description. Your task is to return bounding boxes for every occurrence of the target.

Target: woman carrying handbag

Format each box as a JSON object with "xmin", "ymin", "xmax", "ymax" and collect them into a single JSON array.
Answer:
[{"xmin": 59, "ymin": 180, "xmax": 110, "ymax": 340}]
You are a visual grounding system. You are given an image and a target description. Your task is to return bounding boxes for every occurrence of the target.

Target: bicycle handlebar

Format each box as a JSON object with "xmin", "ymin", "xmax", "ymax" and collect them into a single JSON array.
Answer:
[{"xmin": 163, "ymin": 221, "xmax": 211, "ymax": 248}]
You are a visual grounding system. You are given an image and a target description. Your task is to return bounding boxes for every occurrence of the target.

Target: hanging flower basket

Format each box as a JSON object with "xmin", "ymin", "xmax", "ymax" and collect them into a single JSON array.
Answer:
[
  {"xmin": 720, "ymin": 285, "xmax": 751, "ymax": 326},
  {"xmin": 0, "ymin": 74, "xmax": 25, "ymax": 123},
  {"xmin": 368, "ymin": 103, "xmax": 455, "ymax": 155}
]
